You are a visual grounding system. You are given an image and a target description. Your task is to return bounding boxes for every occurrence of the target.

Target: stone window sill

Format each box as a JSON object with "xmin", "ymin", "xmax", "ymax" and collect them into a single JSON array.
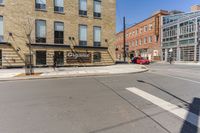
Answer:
[
  {"xmin": 79, "ymin": 15, "xmax": 88, "ymax": 18},
  {"xmin": 54, "ymin": 11, "xmax": 65, "ymax": 15},
  {"xmin": 35, "ymin": 9, "xmax": 47, "ymax": 12}
]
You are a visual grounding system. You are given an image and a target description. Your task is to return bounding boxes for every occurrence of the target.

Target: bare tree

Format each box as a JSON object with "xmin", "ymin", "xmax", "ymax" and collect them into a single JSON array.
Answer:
[{"xmin": 7, "ymin": 15, "xmax": 35, "ymax": 75}]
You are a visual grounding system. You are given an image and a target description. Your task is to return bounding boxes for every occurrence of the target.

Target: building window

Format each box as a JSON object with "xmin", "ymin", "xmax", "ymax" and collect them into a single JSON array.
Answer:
[
  {"xmin": 140, "ymin": 28, "xmax": 142, "ymax": 34},
  {"xmin": 94, "ymin": 26, "xmax": 101, "ymax": 47},
  {"xmin": 79, "ymin": 25, "xmax": 87, "ymax": 46},
  {"xmin": 149, "ymin": 36, "xmax": 152, "ymax": 43},
  {"xmin": 35, "ymin": 0, "xmax": 46, "ymax": 10},
  {"xmin": 132, "ymin": 31, "xmax": 135, "ymax": 36},
  {"xmin": 144, "ymin": 26, "xmax": 148, "ymax": 32},
  {"xmin": 36, "ymin": 20, "xmax": 46, "ymax": 43},
  {"xmin": 136, "ymin": 40, "xmax": 138, "ymax": 46},
  {"xmin": 36, "ymin": 51, "xmax": 46, "ymax": 65},
  {"xmin": 144, "ymin": 37, "xmax": 147, "ymax": 44},
  {"xmin": 0, "ymin": 0, "xmax": 4, "ymax": 4},
  {"xmin": 149, "ymin": 24, "xmax": 153, "ymax": 30},
  {"xmin": 54, "ymin": 22, "xmax": 64, "ymax": 44},
  {"xmin": 140, "ymin": 39, "xmax": 142, "ymax": 45},
  {"xmin": 79, "ymin": 0, "xmax": 87, "ymax": 16},
  {"xmin": 0, "ymin": 16, "xmax": 3, "ymax": 42},
  {"xmin": 136, "ymin": 29, "xmax": 138, "ymax": 35},
  {"xmin": 54, "ymin": 0, "xmax": 64, "ymax": 13},
  {"xmin": 93, "ymin": 52, "xmax": 101, "ymax": 62},
  {"xmin": 94, "ymin": 0, "xmax": 101, "ymax": 18}
]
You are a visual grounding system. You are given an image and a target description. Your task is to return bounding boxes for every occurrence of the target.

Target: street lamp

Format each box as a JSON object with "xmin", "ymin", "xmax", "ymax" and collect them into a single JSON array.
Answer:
[{"xmin": 169, "ymin": 48, "xmax": 173, "ymax": 64}]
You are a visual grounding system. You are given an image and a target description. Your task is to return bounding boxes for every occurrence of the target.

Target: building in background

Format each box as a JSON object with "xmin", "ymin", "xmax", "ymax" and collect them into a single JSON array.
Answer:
[
  {"xmin": 0, "ymin": 0, "xmax": 116, "ymax": 68},
  {"xmin": 161, "ymin": 8, "xmax": 200, "ymax": 62},
  {"xmin": 114, "ymin": 10, "xmax": 169, "ymax": 62},
  {"xmin": 191, "ymin": 5, "xmax": 200, "ymax": 12}
]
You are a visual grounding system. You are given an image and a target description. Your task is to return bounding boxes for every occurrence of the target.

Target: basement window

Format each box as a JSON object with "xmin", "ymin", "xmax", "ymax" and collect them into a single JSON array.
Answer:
[
  {"xmin": 36, "ymin": 51, "xmax": 47, "ymax": 65},
  {"xmin": 93, "ymin": 52, "xmax": 101, "ymax": 62}
]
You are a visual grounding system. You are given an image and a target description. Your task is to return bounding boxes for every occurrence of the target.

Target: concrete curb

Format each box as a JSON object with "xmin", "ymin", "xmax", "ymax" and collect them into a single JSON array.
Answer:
[{"xmin": 0, "ymin": 69, "xmax": 149, "ymax": 82}]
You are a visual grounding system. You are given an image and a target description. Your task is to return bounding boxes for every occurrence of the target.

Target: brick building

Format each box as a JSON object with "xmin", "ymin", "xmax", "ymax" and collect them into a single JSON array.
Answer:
[
  {"xmin": 115, "ymin": 10, "xmax": 169, "ymax": 61},
  {"xmin": 0, "ymin": 0, "xmax": 116, "ymax": 68}
]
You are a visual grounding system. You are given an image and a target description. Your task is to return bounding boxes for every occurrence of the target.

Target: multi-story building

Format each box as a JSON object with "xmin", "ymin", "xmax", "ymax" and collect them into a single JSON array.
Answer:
[
  {"xmin": 0, "ymin": 0, "xmax": 116, "ymax": 68},
  {"xmin": 161, "ymin": 10, "xmax": 200, "ymax": 62},
  {"xmin": 115, "ymin": 10, "xmax": 169, "ymax": 61}
]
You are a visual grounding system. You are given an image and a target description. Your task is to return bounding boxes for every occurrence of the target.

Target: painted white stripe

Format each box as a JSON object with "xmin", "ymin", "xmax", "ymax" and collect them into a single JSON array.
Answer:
[{"xmin": 126, "ymin": 87, "xmax": 200, "ymax": 128}]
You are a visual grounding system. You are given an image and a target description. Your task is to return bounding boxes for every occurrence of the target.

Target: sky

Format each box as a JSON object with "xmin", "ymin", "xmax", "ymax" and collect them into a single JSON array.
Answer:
[{"xmin": 116, "ymin": 0, "xmax": 200, "ymax": 32}]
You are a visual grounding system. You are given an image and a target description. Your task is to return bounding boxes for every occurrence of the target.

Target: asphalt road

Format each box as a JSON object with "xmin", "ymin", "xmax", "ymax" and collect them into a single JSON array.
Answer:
[{"xmin": 0, "ymin": 63, "xmax": 200, "ymax": 133}]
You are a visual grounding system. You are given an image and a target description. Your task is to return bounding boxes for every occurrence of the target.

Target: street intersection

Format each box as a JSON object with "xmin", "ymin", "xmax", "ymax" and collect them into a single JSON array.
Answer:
[{"xmin": 0, "ymin": 63, "xmax": 200, "ymax": 133}]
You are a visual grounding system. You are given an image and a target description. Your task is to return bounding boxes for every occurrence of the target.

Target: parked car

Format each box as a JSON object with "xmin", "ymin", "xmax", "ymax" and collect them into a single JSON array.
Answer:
[{"xmin": 132, "ymin": 57, "xmax": 150, "ymax": 65}]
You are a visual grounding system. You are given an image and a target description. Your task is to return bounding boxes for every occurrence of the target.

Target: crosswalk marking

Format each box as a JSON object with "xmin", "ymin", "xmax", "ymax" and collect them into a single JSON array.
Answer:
[{"xmin": 126, "ymin": 87, "xmax": 200, "ymax": 128}]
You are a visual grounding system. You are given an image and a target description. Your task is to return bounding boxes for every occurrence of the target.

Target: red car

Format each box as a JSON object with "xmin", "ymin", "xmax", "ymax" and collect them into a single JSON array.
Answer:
[{"xmin": 132, "ymin": 57, "xmax": 150, "ymax": 65}]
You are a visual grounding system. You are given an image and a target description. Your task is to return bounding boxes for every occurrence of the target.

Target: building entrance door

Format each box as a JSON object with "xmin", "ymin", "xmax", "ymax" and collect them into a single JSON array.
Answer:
[
  {"xmin": 0, "ymin": 49, "xmax": 2, "ymax": 67},
  {"xmin": 54, "ymin": 51, "xmax": 64, "ymax": 66}
]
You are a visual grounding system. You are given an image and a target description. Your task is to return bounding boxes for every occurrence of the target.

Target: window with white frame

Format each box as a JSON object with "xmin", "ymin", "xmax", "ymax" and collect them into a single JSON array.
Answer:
[
  {"xmin": 144, "ymin": 26, "xmax": 148, "ymax": 32},
  {"xmin": 35, "ymin": 0, "xmax": 46, "ymax": 10},
  {"xmin": 79, "ymin": 0, "xmax": 87, "ymax": 16},
  {"xmin": 94, "ymin": 0, "xmax": 101, "ymax": 18},
  {"xmin": 132, "ymin": 31, "xmax": 135, "ymax": 36},
  {"xmin": 79, "ymin": 25, "xmax": 87, "ymax": 46},
  {"xmin": 140, "ymin": 39, "xmax": 142, "ymax": 45},
  {"xmin": 94, "ymin": 26, "xmax": 101, "ymax": 47},
  {"xmin": 0, "ymin": 16, "xmax": 3, "ymax": 42},
  {"xmin": 136, "ymin": 40, "xmax": 138, "ymax": 46},
  {"xmin": 144, "ymin": 37, "xmax": 147, "ymax": 44},
  {"xmin": 149, "ymin": 24, "xmax": 153, "ymax": 30},
  {"xmin": 54, "ymin": 0, "xmax": 64, "ymax": 13},
  {"xmin": 140, "ymin": 28, "xmax": 142, "ymax": 34},
  {"xmin": 162, "ymin": 25, "xmax": 177, "ymax": 42},
  {"xmin": 36, "ymin": 20, "xmax": 46, "ymax": 43},
  {"xmin": 149, "ymin": 36, "xmax": 152, "ymax": 43},
  {"xmin": 180, "ymin": 20, "xmax": 195, "ymax": 35},
  {"xmin": 136, "ymin": 29, "xmax": 138, "ymax": 35}
]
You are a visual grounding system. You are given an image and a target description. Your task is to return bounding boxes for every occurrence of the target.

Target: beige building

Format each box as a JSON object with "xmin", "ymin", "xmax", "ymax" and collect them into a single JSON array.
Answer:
[{"xmin": 0, "ymin": 0, "xmax": 116, "ymax": 68}]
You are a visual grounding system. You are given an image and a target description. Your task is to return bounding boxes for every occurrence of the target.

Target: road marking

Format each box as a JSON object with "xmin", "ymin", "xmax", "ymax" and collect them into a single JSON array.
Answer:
[
  {"xmin": 126, "ymin": 87, "xmax": 200, "ymax": 128},
  {"xmin": 149, "ymin": 71, "xmax": 200, "ymax": 84}
]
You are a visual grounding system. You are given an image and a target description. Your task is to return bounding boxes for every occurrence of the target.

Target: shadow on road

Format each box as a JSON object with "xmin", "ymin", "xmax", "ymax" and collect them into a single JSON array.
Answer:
[
  {"xmin": 137, "ymin": 80, "xmax": 189, "ymax": 106},
  {"xmin": 137, "ymin": 80, "xmax": 200, "ymax": 133},
  {"xmin": 180, "ymin": 97, "xmax": 200, "ymax": 133}
]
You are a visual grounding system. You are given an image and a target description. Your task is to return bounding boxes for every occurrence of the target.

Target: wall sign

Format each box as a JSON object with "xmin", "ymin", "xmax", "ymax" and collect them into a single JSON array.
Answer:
[{"xmin": 66, "ymin": 52, "xmax": 92, "ymax": 63}]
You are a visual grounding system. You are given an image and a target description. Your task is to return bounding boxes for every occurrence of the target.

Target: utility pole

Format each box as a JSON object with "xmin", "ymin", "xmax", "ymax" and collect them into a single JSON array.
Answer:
[{"xmin": 123, "ymin": 16, "xmax": 126, "ymax": 62}]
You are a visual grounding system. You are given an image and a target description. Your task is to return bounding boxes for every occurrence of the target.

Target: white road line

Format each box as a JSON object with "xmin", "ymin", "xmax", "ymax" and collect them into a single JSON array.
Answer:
[
  {"xmin": 149, "ymin": 71, "xmax": 200, "ymax": 84},
  {"xmin": 126, "ymin": 87, "xmax": 200, "ymax": 128}
]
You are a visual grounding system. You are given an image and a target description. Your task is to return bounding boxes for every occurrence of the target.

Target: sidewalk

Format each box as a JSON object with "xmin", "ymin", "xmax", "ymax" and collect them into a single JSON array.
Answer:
[{"xmin": 0, "ymin": 64, "xmax": 148, "ymax": 81}]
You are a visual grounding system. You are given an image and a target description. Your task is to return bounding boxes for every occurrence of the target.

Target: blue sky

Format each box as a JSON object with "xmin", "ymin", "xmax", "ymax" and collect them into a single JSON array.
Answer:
[{"xmin": 116, "ymin": 0, "xmax": 200, "ymax": 32}]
